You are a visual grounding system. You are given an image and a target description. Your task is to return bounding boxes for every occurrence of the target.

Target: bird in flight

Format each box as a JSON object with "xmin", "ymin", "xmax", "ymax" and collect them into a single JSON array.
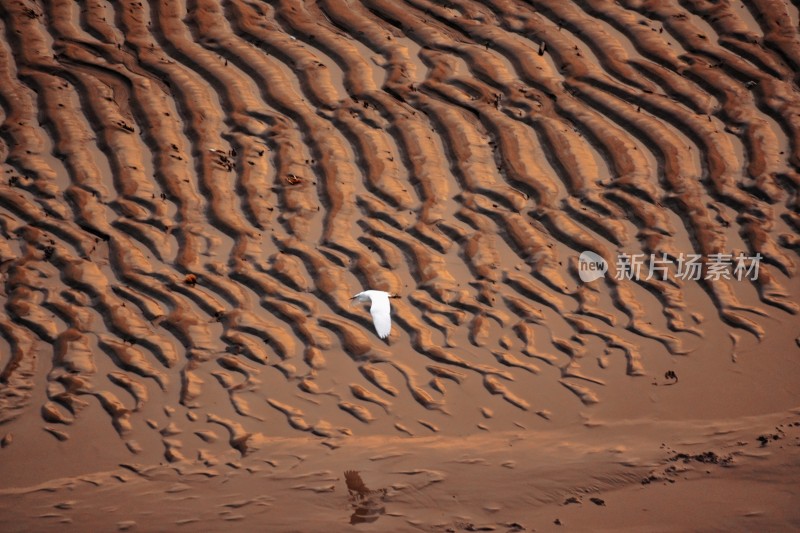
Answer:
[{"xmin": 350, "ymin": 290, "xmax": 398, "ymax": 339}]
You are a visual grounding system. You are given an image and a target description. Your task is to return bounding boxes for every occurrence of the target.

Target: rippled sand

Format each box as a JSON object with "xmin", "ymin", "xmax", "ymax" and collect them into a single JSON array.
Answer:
[{"xmin": 1, "ymin": 0, "xmax": 799, "ymax": 530}]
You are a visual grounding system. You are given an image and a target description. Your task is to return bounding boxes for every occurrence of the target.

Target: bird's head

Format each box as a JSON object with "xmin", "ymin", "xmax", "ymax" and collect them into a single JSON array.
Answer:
[{"xmin": 350, "ymin": 292, "xmax": 368, "ymax": 302}]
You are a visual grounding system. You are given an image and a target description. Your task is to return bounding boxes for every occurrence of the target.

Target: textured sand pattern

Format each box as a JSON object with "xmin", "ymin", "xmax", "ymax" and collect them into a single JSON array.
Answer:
[{"xmin": 0, "ymin": 0, "xmax": 799, "ymax": 529}]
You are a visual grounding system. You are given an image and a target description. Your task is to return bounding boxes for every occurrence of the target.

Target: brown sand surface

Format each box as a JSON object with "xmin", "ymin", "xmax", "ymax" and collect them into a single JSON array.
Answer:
[{"xmin": 0, "ymin": 0, "xmax": 799, "ymax": 530}]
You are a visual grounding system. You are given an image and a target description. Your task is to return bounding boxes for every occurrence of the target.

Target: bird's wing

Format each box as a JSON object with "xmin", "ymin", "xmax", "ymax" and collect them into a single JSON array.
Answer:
[{"xmin": 369, "ymin": 293, "xmax": 392, "ymax": 339}]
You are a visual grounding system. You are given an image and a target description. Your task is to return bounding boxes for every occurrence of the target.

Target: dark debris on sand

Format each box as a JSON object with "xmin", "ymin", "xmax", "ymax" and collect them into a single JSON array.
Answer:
[{"xmin": 669, "ymin": 451, "xmax": 734, "ymax": 465}]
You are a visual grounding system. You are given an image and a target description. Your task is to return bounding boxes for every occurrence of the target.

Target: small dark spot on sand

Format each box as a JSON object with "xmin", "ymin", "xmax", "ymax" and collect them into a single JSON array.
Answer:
[{"xmin": 757, "ymin": 433, "xmax": 781, "ymax": 446}]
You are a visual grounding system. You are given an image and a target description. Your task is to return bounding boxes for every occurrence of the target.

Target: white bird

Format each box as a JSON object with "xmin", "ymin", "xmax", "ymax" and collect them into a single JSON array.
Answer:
[{"xmin": 350, "ymin": 290, "xmax": 398, "ymax": 339}]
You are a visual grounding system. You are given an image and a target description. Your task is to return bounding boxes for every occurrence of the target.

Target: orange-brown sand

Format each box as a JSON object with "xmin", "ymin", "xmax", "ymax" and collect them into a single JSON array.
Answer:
[{"xmin": 0, "ymin": 0, "xmax": 799, "ymax": 530}]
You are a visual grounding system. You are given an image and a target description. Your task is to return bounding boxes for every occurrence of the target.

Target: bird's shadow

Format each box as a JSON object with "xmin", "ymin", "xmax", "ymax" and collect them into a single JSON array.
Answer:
[{"xmin": 344, "ymin": 470, "xmax": 387, "ymax": 525}]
